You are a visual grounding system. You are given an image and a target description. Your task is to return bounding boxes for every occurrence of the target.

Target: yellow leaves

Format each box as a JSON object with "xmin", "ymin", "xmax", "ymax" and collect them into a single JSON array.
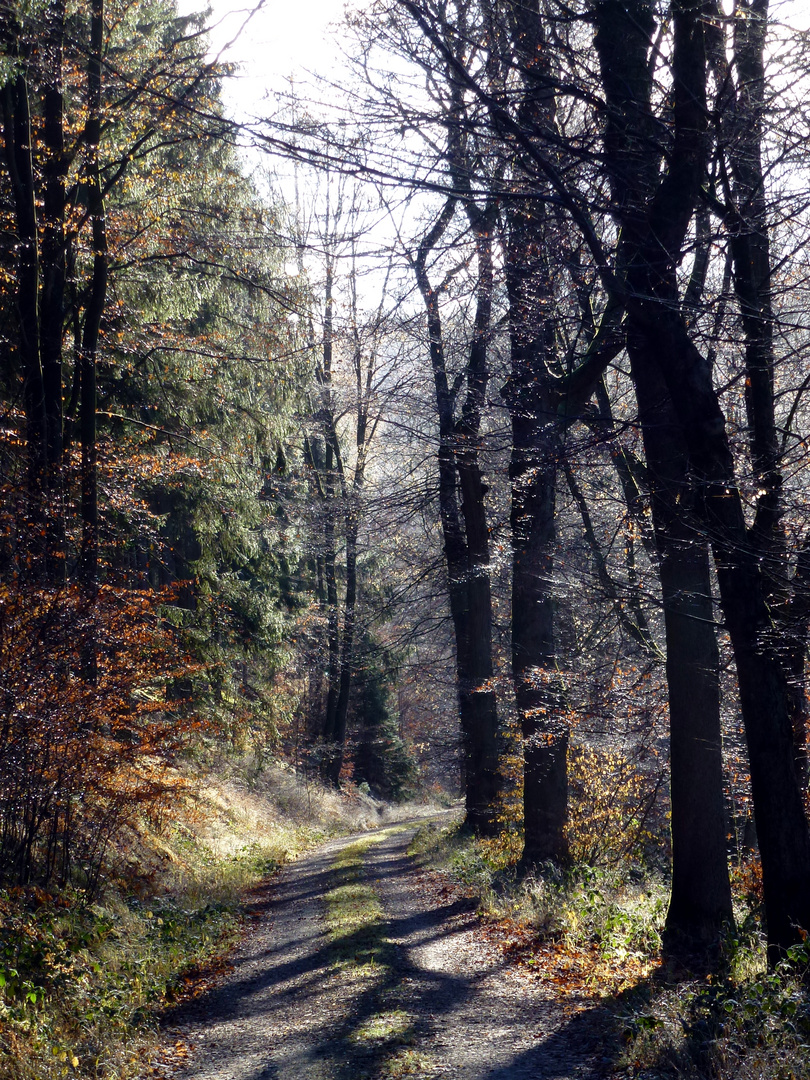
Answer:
[{"xmin": 566, "ymin": 744, "xmax": 663, "ymax": 867}]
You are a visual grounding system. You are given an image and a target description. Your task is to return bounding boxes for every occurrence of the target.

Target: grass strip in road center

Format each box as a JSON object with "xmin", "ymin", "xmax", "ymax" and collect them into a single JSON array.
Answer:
[
  {"xmin": 325, "ymin": 836, "xmax": 393, "ymax": 971},
  {"xmin": 323, "ymin": 833, "xmax": 438, "ymax": 1077}
]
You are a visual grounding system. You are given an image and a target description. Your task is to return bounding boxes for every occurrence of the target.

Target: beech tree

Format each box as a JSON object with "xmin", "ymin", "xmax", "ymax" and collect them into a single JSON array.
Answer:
[
  {"xmin": 574, "ymin": 0, "xmax": 810, "ymax": 958},
  {"xmin": 341, "ymin": 0, "xmax": 810, "ymax": 955},
  {"xmin": 591, "ymin": 0, "xmax": 733, "ymax": 949},
  {"xmin": 410, "ymin": 193, "xmax": 502, "ymax": 836}
]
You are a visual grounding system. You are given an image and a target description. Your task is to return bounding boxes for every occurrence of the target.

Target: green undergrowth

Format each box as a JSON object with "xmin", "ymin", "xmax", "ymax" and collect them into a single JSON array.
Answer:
[
  {"xmin": 411, "ymin": 822, "xmax": 810, "ymax": 1079},
  {"xmin": 409, "ymin": 820, "xmax": 667, "ymax": 962},
  {"xmin": 615, "ymin": 935, "xmax": 810, "ymax": 1080},
  {"xmin": 0, "ymin": 878, "xmax": 243, "ymax": 1080}
]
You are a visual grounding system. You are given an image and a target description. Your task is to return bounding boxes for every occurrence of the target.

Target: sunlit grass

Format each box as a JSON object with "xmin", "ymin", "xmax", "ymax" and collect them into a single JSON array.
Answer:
[
  {"xmin": 0, "ymin": 764, "xmax": 371, "ymax": 1079},
  {"xmin": 349, "ymin": 1008, "xmax": 414, "ymax": 1045},
  {"xmin": 324, "ymin": 837, "xmax": 393, "ymax": 973}
]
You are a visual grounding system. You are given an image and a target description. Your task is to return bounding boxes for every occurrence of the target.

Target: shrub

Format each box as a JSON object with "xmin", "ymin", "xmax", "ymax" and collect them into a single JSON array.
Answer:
[
  {"xmin": 621, "ymin": 944, "xmax": 810, "ymax": 1080},
  {"xmin": 567, "ymin": 744, "xmax": 666, "ymax": 868},
  {"xmin": 0, "ymin": 583, "xmax": 199, "ymax": 894}
]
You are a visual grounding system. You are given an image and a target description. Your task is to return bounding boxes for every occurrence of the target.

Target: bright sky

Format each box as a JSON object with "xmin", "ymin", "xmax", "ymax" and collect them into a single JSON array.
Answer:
[
  {"xmin": 182, "ymin": 0, "xmax": 810, "ymax": 124},
  {"xmin": 177, "ymin": 0, "xmax": 353, "ymax": 123}
]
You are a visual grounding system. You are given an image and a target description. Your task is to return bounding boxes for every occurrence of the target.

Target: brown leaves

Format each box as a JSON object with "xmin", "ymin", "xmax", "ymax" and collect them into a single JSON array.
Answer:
[
  {"xmin": 482, "ymin": 913, "xmax": 657, "ymax": 1000},
  {"xmin": 0, "ymin": 581, "xmax": 207, "ymax": 892}
]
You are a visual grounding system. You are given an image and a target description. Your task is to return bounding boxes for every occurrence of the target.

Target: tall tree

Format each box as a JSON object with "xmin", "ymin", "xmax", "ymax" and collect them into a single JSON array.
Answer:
[
  {"xmin": 498, "ymin": 0, "xmax": 570, "ymax": 864},
  {"xmin": 411, "ymin": 192, "xmax": 501, "ymax": 835},
  {"xmin": 592, "ymin": 0, "xmax": 733, "ymax": 949},
  {"xmin": 593, "ymin": 0, "xmax": 810, "ymax": 956}
]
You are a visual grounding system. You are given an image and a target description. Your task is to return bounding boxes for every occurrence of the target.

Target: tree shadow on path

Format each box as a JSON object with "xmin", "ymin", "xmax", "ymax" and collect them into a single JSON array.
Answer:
[{"xmin": 161, "ymin": 826, "xmax": 649, "ymax": 1080}]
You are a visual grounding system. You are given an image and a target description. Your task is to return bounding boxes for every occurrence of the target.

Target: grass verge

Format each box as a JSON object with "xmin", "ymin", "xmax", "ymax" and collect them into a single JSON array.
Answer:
[
  {"xmin": 409, "ymin": 823, "xmax": 810, "ymax": 1079},
  {"xmin": 614, "ymin": 938, "xmax": 810, "ymax": 1079},
  {"xmin": 0, "ymin": 761, "xmax": 378, "ymax": 1079},
  {"xmin": 0, "ymin": 875, "xmax": 245, "ymax": 1079},
  {"xmin": 409, "ymin": 821, "xmax": 666, "ymax": 995}
]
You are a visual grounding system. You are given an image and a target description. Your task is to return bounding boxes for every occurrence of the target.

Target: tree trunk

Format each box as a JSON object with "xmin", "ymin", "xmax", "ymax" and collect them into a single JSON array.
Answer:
[
  {"xmin": 502, "ymin": 2, "xmax": 569, "ymax": 865},
  {"xmin": 505, "ymin": 205, "xmax": 568, "ymax": 865},
  {"xmin": 79, "ymin": 0, "xmax": 108, "ymax": 591},
  {"xmin": 714, "ymin": 0, "xmax": 809, "ymax": 794},
  {"xmin": 41, "ymin": 0, "xmax": 67, "ymax": 582},
  {"xmin": 321, "ymin": 440, "xmax": 340, "ymax": 750},
  {"xmin": 785, "ymin": 543, "xmax": 810, "ymax": 790},
  {"xmin": 628, "ymin": 330, "xmax": 733, "ymax": 949},
  {"xmin": 454, "ymin": 207, "xmax": 501, "ymax": 836},
  {"xmin": 316, "ymin": 261, "xmax": 342, "ymax": 779},
  {"xmin": 633, "ymin": 297, "xmax": 810, "ymax": 959},
  {"xmin": 510, "ymin": 426, "xmax": 568, "ymax": 865},
  {"xmin": 2, "ymin": 73, "xmax": 47, "ymax": 569},
  {"xmin": 608, "ymin": 0, "xmax": 810, "ymax": 958},
  {"xmin": 414, "ymin": 198, "xmax": 501, "ymax": 836},
  {"xmin": 593, "ymin": 0, "xmax": 733, "ymax": 948}
]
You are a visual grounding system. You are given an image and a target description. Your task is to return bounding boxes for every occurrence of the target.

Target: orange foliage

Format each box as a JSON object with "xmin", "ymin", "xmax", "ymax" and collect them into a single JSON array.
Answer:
[
  {"xmin": 0, "ymin": 581, "xmax": 205, "ymax": 893},
  {"xmin": 730, "ymin": 854, "xmax": 764, "ymax": 908}
]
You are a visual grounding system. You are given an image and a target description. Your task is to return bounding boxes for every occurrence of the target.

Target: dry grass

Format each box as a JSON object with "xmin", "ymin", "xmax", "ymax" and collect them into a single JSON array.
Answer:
[{"xmin": 0, "ymin": 758, "xmax": 388, "ymax": 1080}]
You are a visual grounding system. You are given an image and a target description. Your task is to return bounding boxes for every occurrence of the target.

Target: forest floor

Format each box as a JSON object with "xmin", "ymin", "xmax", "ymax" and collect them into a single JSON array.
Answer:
[{"xmin": 149, "ymin": 817, "xmax": 621, "ymax": 1080}]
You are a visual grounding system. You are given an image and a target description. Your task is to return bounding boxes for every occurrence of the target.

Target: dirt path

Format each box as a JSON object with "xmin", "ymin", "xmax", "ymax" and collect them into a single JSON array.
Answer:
[{"xmin": 158, "ymin": 822, "xmax": 617, "ymax": 1080}]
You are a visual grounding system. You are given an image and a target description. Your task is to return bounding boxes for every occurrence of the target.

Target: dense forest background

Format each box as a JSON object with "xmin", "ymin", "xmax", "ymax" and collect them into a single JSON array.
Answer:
[{"xmin": 5, "ymin": 0, "xmax": 810, "ymax": 1055}]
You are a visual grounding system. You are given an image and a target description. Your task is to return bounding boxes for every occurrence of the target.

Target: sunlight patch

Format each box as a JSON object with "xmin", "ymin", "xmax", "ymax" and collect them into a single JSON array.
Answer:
[{"xmin": 350, "ymin": 1008, "xmax": 415, "ymax": 1045}]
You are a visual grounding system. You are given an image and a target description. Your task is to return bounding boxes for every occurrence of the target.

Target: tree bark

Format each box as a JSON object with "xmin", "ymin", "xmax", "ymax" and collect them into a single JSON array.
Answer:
[
  {"xmin": 41, "ymin": 0, "xmax": 67, "ymax": 582},
  {"xmin": 505, "ymin": 203, "xmax": 568, "ymax": 864},
  {"xmin": 318, "ymin": 260, "xmax": 341, "ymax": 768},
  {"xmin": 326, "ymin": 280, "xmax": 376, "ymax": 785},
  {"xmin": 414, "ymin": 198, "xmax": 500, "ymax": 836},
  {"xmin": 593, "ymin": 0, "xmax": 733, "ymax": 948},
  {"xmin": 2, "ymin": 71, "xmax": 47, "ymax": 567},
  {"xmin": 501, "ymin": 1, "xmax": 569, "ymax": 864},
  {"xmin": 628, "ymin": 328, "xmax": 733, "ymax": 949},
  {"xmin": 603, "ymin": 0, "xmax": 810, "ymax": 958},
  {"xmin": 79, "ymin": 0, "xmax": 108, "ymax": 592},
  {"xmin": 329, "ymin": 505, "xmax": 358, "ymax": 781}
]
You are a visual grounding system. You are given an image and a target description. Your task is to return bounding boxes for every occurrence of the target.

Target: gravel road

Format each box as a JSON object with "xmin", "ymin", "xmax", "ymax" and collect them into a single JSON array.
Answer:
[{"xmin": 158, "ymin": 821, "xmax": 617, "ymax": 1080}]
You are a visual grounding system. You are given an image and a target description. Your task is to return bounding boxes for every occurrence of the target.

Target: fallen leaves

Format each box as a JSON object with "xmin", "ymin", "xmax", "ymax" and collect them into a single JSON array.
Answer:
[
  {"xmin": 480, "ymin": 913, "xmax": 659, "ymax": 999},
  {"xmin": 143, "ymin": 1037, "xmax": 194, "ymax": 1079},
  {"xmin": 166, "ymin": 953, "xmax": 235, "ymax": 1003},
  {"xmin": 413, "ymin": 864, "xmax": 657, "ymax": 1003}
]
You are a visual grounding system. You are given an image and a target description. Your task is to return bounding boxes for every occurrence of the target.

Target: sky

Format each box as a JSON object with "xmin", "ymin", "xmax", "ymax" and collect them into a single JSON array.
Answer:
[
  {"xmin": 181, "ymin": 0, "xmax": 810, "ymax": 125},
  {"xmin": 176, "ymin": 0, "xmax": 810, "ymax": 261},
  {"xmin": 177, "ymin": 0, "xmax": 352, "ymax": 124}
]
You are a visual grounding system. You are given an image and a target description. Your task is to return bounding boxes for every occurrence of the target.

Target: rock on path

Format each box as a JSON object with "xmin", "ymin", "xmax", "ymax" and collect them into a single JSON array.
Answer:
[{"xmin": 159, "ymin": 822, "xmax": 615, "ymax": 1080}]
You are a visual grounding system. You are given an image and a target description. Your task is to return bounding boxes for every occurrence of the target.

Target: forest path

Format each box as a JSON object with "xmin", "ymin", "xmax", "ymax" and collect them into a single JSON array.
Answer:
[{"xmin": 159, "ymin": 818, "xmax": 616, "ymax": 1080}]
